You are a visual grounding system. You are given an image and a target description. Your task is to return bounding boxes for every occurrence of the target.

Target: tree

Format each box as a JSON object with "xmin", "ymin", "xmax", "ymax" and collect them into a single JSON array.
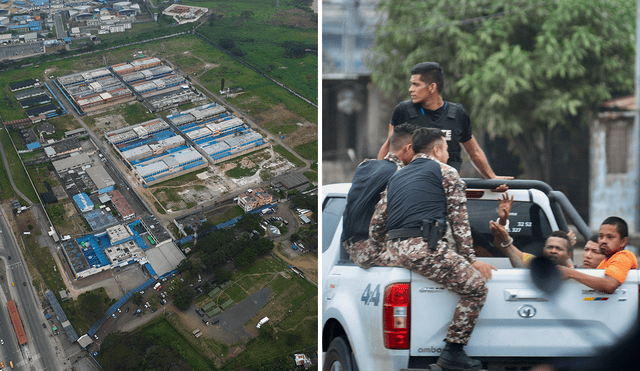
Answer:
[
  {"xmin": 132, "ymin": 292, "xmax": 143, "ymax": 306},
  {"xmin": 259, "ymin": 324, "xmax": 275, "ymax": 339},
  {"xmin": 370, "ymin": 0, "xmax": 635, "ymax": 180},
  {"xmin": 235, "ymin": 213, "xmax": 263, "ymax": 234},
  {"xmin": 214, "ymin": 268, "xmax": 233, "ymax": 283},
  {"xmin": 219, "ymin": 38, "xmax": 235, "ymax": 50},
  {"xmin": 174, "ymin": 287, "xmax": 196, "ymax": 310},
  {"xmin": 177, "ymin": 258, "xmax": 201, "ymax": 280},
  {"xmin": 241, "ymin": 10, "xmax": 254, "ymax": 19}
]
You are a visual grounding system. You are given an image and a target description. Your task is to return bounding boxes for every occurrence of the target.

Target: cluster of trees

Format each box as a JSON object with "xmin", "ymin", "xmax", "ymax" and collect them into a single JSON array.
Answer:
[
  {"xmin": 98, "ymin": 329, "xmax": 215, "ymax": 371},
  {"xmin": 370, "ymin": 0, "xmax": 635, "ymax": 181},
  {"xmin": 172, "ymin": 214, "xmax": 275, "ymax": 309},
  {"xmin": 289, "ymin": 190, "xmax": 317, "ymax": 214},
  {"xmin": 194, "ymin": 223, "xmax": 275, "ymax": 270},
  {"xmin": 218, "ymin": 38, "xmax": 246, "ymax": 57},
  {"xmin": 283, "ymin": 42, "xmax": 313, "ymax": 59}
]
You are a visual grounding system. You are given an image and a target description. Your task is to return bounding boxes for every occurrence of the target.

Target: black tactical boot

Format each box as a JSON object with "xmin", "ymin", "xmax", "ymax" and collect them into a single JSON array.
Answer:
[{"xmin": 436, "ymin": 342, "xmax": 482, "ymax": 371}]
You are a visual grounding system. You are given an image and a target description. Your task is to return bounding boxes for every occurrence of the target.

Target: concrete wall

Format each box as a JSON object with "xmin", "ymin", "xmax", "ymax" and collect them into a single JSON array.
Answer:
[{"xmin": 590, "ymin": 110, "xmax": 640, "ymax": 234}]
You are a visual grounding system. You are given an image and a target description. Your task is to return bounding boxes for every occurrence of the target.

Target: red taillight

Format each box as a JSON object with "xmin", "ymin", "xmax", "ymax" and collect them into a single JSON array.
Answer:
[
  {"xmin": 383, "ymin": 283, "xmax": 410, "ymax": 349},
  {"xmin": 466, "ymin": 190, "xmax": 484, "ymax": 198}
]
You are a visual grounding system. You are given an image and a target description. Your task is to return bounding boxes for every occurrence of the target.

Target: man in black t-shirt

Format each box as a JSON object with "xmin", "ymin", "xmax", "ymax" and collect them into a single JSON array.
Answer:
[{"xmin": 378, "ymin": 62, "xmax": 511, "ymax": 179}]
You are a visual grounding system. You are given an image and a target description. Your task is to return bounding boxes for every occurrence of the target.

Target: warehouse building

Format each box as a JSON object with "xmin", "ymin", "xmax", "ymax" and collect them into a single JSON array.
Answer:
[
  {"xmin": 107, "ymin": 189, "xmax": 135, "ymax": 220},
  {"xmin": 52, "ymin": 152, "xmax": 92, "ymax": 173},
  {"xmin": 86, "ymin": 165, "xmax": 115, "ymax": 194},
  {"xmin": 44, "ymin": 137, "xmax": 83, "ymax": 158},
  {"xmin": 73, "ymin": 192, "xmax": 94, "ymax": 212}
]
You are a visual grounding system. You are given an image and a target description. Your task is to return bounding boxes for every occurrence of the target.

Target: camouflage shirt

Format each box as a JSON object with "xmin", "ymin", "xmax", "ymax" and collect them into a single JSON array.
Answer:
[{"xmin": 370, "ymin": 153, "xmax": 476, "ymax": 264}]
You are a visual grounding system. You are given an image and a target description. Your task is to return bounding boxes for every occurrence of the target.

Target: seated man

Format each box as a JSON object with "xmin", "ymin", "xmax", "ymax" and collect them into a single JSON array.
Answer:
[
  {"xmin": 489, "ymin": 192, "xmax": 574, "ymax": 268},
  {"xmin": 490, "ymin": 221, "xmax": 573, "ymax": 268},
  {"xmin": 341, "ymin": 123, "xmax": 418, "ymax": 268},
  {"xmin": 559, "ymin": 216, "xmax": 638, "ymax": 294},
  {"xmin": 581, "ymin": 233, "xmax": 606, "ymax": 269}
]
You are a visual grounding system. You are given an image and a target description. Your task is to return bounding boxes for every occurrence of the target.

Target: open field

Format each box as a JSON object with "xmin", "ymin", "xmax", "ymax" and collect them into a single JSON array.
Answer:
[{"xmin": 0, "ymin": 129, "xmax": 38, "ymax": 204}]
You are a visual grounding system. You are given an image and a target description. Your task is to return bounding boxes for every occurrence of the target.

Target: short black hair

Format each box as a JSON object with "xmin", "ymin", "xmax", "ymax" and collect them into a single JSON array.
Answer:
[
  {"xmin": 412, "ymin": 127, "xmax": 445, "ymax": 154},
  {"xmin": 548, "ymin": 230, "xmax": 572, "ymax": 254},
  {"xmin": 588, "ymin": 233, "xmax": 599, "ymax": 243},
  {"xmin": 389, "ymin": 123, "xmax": 419, "ymax": 151},
  {"xmin": 602, "ymin": 216, "xmax": 628, "ymax": 239},
  {"xmin": 410, "ymin": 62, "xmax": 444, "ymax": 94}
]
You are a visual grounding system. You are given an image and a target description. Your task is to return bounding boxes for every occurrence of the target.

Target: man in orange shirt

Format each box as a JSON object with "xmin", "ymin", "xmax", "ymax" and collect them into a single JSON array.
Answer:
[{"xmin": 559, "ymin": 217, "xmax": 637, "ymax": 294}]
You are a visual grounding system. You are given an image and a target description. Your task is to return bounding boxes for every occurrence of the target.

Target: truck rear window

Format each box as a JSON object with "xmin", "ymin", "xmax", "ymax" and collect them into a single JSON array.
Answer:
[
  {"xmin": 468, "ymin": 199, "xmax": 552, "ymax": 259},
  {"xmin": 322, "ymin": 196, "xmax": 347, "ymax": 253}
]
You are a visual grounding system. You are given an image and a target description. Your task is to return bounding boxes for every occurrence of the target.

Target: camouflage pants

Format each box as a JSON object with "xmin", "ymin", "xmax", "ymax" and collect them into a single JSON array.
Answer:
[
  {"xmin": 343, "ymin": 238, "xmax": 385, "ymax": 269},
  {"xmin": 380, "ymin": 236, "xmax": 487, "ymax": 345}
]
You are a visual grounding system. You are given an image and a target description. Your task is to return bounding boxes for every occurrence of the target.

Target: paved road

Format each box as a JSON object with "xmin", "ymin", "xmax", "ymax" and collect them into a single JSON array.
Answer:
[{"xmin": 0, "ymin": 206, "xmax": 64, "ymax": 371}]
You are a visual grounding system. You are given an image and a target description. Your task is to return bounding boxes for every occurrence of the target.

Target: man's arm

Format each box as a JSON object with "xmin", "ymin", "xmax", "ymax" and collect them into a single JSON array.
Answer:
[
  {"xmin": 441, "ymin": 165, "xmax": 475, "ymax": 263},
  {"xmin": 461, "ymin": 136, "xmax": 513, "ymax": 180},
  {"xmin": 489, "ymin": 221, "xmax": 526, "ymax": 268},
  {"xmin": 558, "ymin": 267, "xmax": 621, "ymax": 294},
  {"xmin": 377, "ymin": 124, "xmax": 394, "ymax": 160}
]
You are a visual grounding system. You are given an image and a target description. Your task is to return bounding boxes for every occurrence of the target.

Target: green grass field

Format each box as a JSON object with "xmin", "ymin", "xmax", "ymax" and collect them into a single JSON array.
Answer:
[
  {"xmin": 0, "ymin": 129, "xmax": 38, "ymax": 204},
  {"xmin": 274, "ymin": 145, "xmax": 305, "ymax": 167}
]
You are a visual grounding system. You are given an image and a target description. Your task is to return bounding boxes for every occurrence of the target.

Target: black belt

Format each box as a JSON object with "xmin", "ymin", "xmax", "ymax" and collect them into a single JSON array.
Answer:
[{"xmin": 387, "ymin": 227, "xmax": 423, "ymax": 240}]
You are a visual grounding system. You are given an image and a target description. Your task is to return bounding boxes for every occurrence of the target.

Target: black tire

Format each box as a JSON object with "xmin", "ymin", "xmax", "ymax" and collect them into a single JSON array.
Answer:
[{"xmin": 323, "ymin": 336, "xmax": 353, "ymax": 371}]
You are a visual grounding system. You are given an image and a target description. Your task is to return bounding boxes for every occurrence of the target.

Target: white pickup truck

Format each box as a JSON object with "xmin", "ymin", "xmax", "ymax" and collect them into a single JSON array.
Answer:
[{"xmin": 322, "ymin": 179, "xmax": 639, "ymax": 371}]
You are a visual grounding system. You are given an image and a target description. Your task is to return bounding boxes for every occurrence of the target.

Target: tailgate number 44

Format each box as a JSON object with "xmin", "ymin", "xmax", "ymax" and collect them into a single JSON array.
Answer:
[{"xmin": 361, "ymin": 284, "xmax": 381, "ymax": 306}]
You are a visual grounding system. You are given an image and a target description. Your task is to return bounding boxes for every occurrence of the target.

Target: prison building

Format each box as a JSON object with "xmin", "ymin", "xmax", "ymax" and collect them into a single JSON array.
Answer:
[
  {"xmin": 19, "ymin": 94, "xmax": 51, "ymax": 108},
  {"xmin": 26, "ymin": 103, "xmax": 57, "ymax": 118},
  {"xmin": 107, "ymin": 189, "xmax": 135, "ymax": 220},
  {"xmin": 110, "ymin": 57, "xmax": 162, "ymax": 76},
  {"xmin": 9, "ymin": 78, "xmax": 40, "ymax": 92},
  {"xmin": 205, "ymin": 118, "xmax": 245, "ymax": 137},
  {"xmin": 203, "ymin": 131, "xmax": 266, "ymax": 162},
  {"xmin": 135, "ymin": 148, "xmax": 207, "ymax": 186},
  {"xmin": 119, "ymin": 65, "xmax": 173, "ymax": 83},
  {"xmin": 58, "ymin": 68, "xmax": 112, "ymax": 88},
  {"xmin": 14, "ymin": 87, "xmax": 45, "ymax": 100},
  {"xmin": 105, "ymin": 118, "xmax": 170, "ymax": 146},
  {"xmin": 166, "ymin": 103, "xmax": 227, "ymax": 128},
  {"xmin": 147, "ymin": 88, "xmax": 205, "ymax": 111},
  {"xmin": 130, "ymin": 75, "xmax": 185, "ymax": 96},
  {"xmin": 86, "ymin": 165, "xmax": 115, "ymax": 194},
  {"xmin": 122, "ymin": 145, "xmax": 153, "ymax": 162},
  {"xmin": 186, "ymin": 127, "xmax": 212, "ymax": 141}
]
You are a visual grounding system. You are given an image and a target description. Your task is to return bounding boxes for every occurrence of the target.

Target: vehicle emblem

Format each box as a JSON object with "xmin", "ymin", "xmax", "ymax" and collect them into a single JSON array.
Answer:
[{"xmin": 518, "ymin": 305, "xmax": 536, "ymax": 318}]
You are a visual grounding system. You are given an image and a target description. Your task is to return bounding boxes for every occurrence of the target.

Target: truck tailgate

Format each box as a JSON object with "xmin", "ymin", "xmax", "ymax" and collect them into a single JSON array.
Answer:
[{"xmin": 410, "ymin": 266, "xmax": 638, "ymax": 357}]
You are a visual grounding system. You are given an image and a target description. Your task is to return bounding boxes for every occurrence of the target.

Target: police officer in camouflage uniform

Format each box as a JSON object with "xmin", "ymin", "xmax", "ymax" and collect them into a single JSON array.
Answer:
[
  {"xmin": 342, "ymin": 123, "xmax": 418, "ymax": 268},
  {"xmin": 370, "ymin": 127, "xmax": 496, "ymax": 371}
]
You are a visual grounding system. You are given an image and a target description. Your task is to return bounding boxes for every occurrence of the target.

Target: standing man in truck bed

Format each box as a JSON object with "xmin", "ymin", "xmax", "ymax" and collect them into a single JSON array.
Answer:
[
  {"xmin": 377, "ymin": 61, "xmax": 511, "ymax": 180},
  {"xmin": 370, "ymin": 127, "xmax": 495, "ymax": 371}
]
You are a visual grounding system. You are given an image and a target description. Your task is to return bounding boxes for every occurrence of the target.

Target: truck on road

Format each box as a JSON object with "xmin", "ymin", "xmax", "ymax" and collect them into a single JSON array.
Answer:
[
  {"xmin": 7, "ymin": 300, "xmax": 27, "ymax": 346},
  {"xmin": 322, "ymin": 179, "xmax": 639, "ymax": 371}
]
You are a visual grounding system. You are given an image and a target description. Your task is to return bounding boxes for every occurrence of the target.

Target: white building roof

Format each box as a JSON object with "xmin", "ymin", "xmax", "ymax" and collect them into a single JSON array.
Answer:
[{"xmin": 136, "ymin": 161, "xmax": 168, "ymax": 177}]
